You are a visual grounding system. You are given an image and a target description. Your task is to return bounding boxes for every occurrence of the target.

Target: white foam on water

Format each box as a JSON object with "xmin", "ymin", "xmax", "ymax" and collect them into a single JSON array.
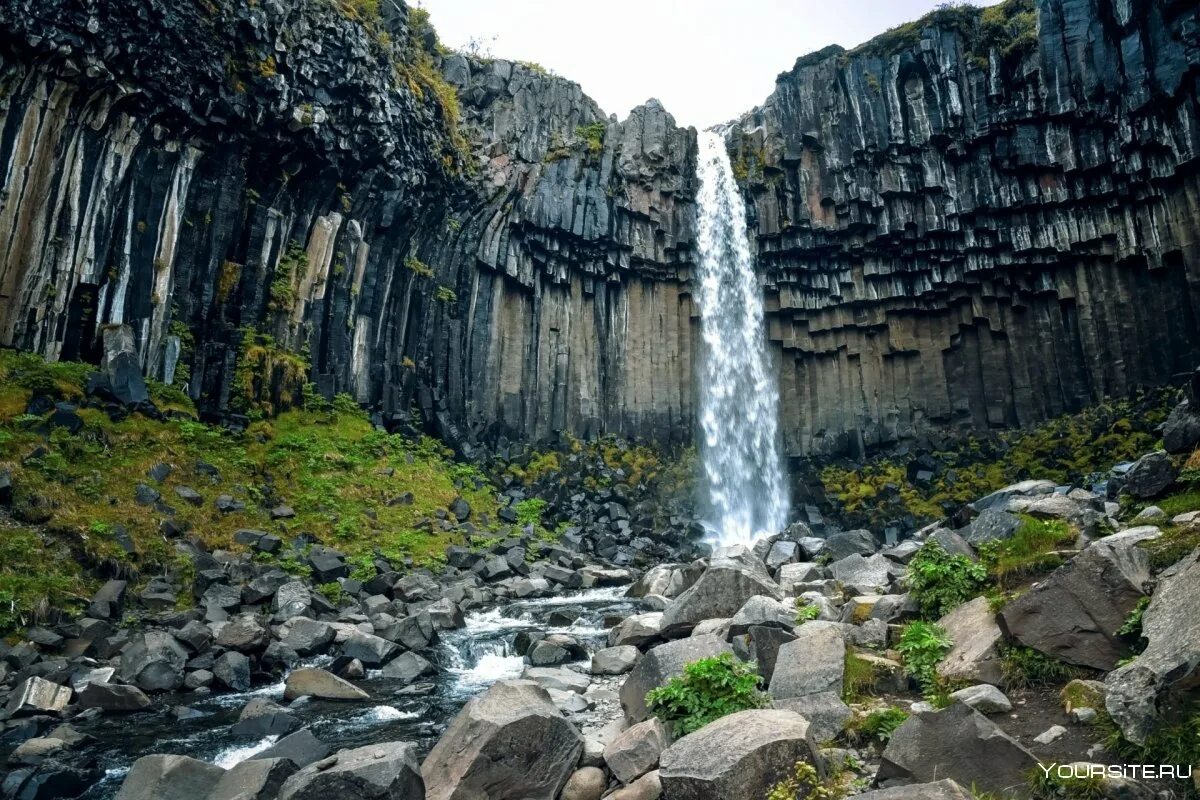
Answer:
[
  {"xmin": 212, "ymin": 735, "xmax": 279, "ymax": 768},
  {"xmin": 360, "ymin": 705, "xmax": 419, "ymax": 723},
  {"xmin": 446, "ymin": 652, "xmax": 525, "ymax": 694}
]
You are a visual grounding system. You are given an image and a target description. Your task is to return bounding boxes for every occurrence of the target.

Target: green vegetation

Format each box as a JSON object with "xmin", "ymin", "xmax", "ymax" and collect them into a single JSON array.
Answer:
[
  {"xmin": 512, "ymin": 497, "xmax": 547, "ymax": 527},
  {"xmin": 1029, "ymin": 769, "xmax": 1106, "ymax": 800},
  {"xmin": 843, "ymin": 652, "xmax": 881, "ymax": 703},
  {"xmin": 397, "ymin": 8, "xmax": 469, "ymax": 172},
  {"xmin": 896, "ymin": 621, "xmax": 953, "ymax": 701},
  {"xmin": 905, "ymin": 541, "xmax": 988, "ymax": 617},
  {"xmin": 232, "ymin": 330, "xmax": 309, "ymax": 416},
  {"xmin": 1000, "ymin": 645, "xmax": 1090, "ymax": 689},
  {"xmin": 846, "ymin": 707, "xmax": 909, "ymax": 744},
  {"xmin": 1117, "ymin": 595, "xmax": 1150, "ymax": 639},
  {"xmin": 1153, "ymin": 485, "xmax": 1200, "ymax": 518},
  {"xmin": 849, "ymin": 0, "xmax": 1035, "ymax": 71},
  {"xmin": 575, "ymin": 122, "xmax": 606, "ymax": 157},
  {"xmin": 434, "ymin": 285, "xmax": 457, "ymax": 303},
  {"xmin": 268, "ymin": 240, "xmax": 307, "ymax": 314},
  {"xmin": 766, "ymin": 760, "xmax": 850, "ymax": 800},
  {"xmin": 1095, "ymin": 708, "xmax": 1200, "ymax": 798},
  {"xmin": 646, "ymin": 652, "xmax": 769, "ymax": 736},
  {"xmin": 1139, "ymin": 522, "xmax": 1200, "ymax": 570},
  {"xmin": 0, "ymin": 350, "xmax": 504, "ymax": 633},
  {"xmin": 821, "ymin": 390, "xmax": 1176, "ymax": 530},
  {"xmin": 978, "ymin": 516, "xmax": 1076, "ymax": 588},
  {"xmin": 794, "ymin": 598, "xmax": 821, "ymax": 624},
  {"xmin": 405, "ymin": 256, "xmax": 434, "ymax": 279}
]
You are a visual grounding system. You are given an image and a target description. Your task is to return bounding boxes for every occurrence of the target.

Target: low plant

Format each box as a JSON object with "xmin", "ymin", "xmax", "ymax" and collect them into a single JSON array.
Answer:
[
  {"xmin": 896, "ymin": 621, "xmax": 953, "ymax": 699},
  {"xmin": 847, "ymin": 706, "xmax": 909, "ymax": 744},
  {"xmin": 1029, "ymin": 769, "xmax": 1107, "ymax": 800},
  {"xmin": 794, "ymin": 598, "xmax": 821, "ymax": 624},
  {"xmin": 1000, "ymin": 645, "xmax": 1090, "ymax": 689},
  {"xmin": 316, "ymin": 581, "xmax": 345, "ymax": 605},
  {"xmin": 978, "ymin": 515, "xmax": 1076, "ymax": 587},
  {"xmin": 843, "ymin": 652, "xmax": 880, "ymax": 703},
  {"xmin": 766, "ymin": 760, "xmax": 846, "ymax": 800},
  {"xmin": 645, "ymin": 652, "xmax": 768, "ymax": 736},
  {"xmin": 1116, "ymin": 595, "xmax": 1149, "ymax": 639},
  {"xmin": 905, "ymin": 541, "xmax": 987, "ymax": 617}
]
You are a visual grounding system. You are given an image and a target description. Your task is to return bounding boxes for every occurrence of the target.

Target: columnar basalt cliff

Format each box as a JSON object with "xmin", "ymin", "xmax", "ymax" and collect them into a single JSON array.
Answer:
[{"xmin": 0, "ymin": 0, "xmax": 1198, "ymax": 460}]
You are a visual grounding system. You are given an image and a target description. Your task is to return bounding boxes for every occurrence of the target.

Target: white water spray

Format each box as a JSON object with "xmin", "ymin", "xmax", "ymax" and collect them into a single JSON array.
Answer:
[{"xmin": 693, "ymin": 130, "xmax": 789, "ymax": 547}]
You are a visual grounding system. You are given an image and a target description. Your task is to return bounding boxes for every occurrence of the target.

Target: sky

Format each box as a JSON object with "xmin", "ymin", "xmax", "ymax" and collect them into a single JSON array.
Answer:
[{"xmin": 417, "ymin": 0, "xmax": 999, "ymax": 129}]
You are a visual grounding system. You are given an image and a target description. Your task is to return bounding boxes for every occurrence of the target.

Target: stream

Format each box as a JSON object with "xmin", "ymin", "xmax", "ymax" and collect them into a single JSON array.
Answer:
[{"xmin": 75, "ymin": 585, "xmax": 639, "ymax": 798}]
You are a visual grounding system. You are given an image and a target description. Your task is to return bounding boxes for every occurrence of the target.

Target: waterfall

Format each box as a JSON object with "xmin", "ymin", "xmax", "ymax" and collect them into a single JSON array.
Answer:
[{"xmin": 693, "ymin": 130, "xmax": 789, "ymax": 547}]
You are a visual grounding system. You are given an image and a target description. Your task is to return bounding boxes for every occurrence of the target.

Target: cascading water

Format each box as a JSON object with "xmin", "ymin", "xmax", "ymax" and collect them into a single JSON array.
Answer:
[{"xmin": 693, "ymin": 130, "xmax": 789, "ymax": 547}]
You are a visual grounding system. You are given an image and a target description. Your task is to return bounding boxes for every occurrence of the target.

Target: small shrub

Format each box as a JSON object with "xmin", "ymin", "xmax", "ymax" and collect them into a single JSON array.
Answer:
[
  {"xmin": 405, "ymin": 256, "xmax": 433, "ymax": 278},
  {"xmin": 646, "ymin": 652, "xmax": 768, "ymax": 736},
  {"xmin": 1029, "ymin": 769, "xmax": 1107, "ymax": 800},
  {"xmin": 576, "ymin": 122, "xmax": 605, "ymax": 156},
  {"xmin": 434, "ymin": 285, "xmax": 457, "ymax": 303},
  {"xmin": 843, "ymin": 652, "xmax": 880, "ymax": 703},
  {"xmin": 978, "ymin": 515, "xmax": 1076, "ymax": 587},
  {"xmin": 896, "ymin": 621, "xmax": 953, "ymax": 697},
  {"xmin": 1117, "ymin": 595, "xmax": 1149, "ymax": 639},
  {"xmin": 795, "ymin": 598, "xmax": 820, "ymax": 624},
  {"xmin": 905, "ymin": 541, "xmax": 987, "ymax": 617},
  {"xmin": 848, "ymin": 707, "xmax": 909, "ymax": 744},
  {"xmin": 316, "ymin": 581, "xmax": 345, "ymax": 604},
  {"xmin": 1000, "ymin": 645, "xmax": 1090, "ymax": 689},
  {"xmin": 766, "ymin": 760, "xmax": 846, "ymax": 800},
  {"xmin": 513, "ymin": 498, "xmax": 547, "ymax": 527}
]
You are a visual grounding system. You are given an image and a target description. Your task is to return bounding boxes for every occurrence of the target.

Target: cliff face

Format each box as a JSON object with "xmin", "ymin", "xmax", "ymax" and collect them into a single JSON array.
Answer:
[
  {"xmin": 0, "ymin": 0, "xmax": 1197, "ymax": 459},
  {"xmin": 730, "ymin": 0, "xmax": 1200, "ymax": 456}
]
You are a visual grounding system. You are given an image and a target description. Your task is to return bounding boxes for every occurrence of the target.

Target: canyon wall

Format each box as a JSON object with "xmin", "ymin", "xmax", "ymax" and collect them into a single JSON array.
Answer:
[{"xmin": 0, "ymin": 0, "xmax": 1197, "ymax": 459}]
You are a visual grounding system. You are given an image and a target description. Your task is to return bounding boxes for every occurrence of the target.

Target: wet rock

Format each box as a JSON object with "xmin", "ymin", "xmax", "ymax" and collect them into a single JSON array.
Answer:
[
  {"xmin": 999, "ymin": 537, "xmax": 1149, "ymax": 670},
  {"xmin": 278, "ymin": 742, "xmax": 424, "ymax": 799},
  {"xmin": 619, "ymin": 634, "xmax": 732, "ymax": 723},
  {"xmin": 76, "ymin": 682, "xmax": 152, "ymax": 712},
  {"xmin": 658, "ymin": 709, "xmax": 814, "ymax": 800},
  {"xmin": 210, "ymin": 758, "xmax": 298, "ymax": 800},
  {"xmin": 284, "ymin": 667, "xmax": 369, "ymax": 701},
  {"xmin": 114, "ymin": 754, "xmax": 225, "ymax": 800},
  {"xmin": 251, "ymin": 728, "xmax": 331, "ymax": 769},
  {"xmin": 6, "ymin": 677, "xmax": 71, "ymax": 716},
  {"xmin": 282, "ymin": 618, "xmax": 336, "ymax": 656},
  {"xmin": 604, "ymin": 718, "xmax": 670, "ymax": 784},
  {"xmin": 591, "ymin": 645, "xmax": 639, "ymax": 675},
  {"xmin": 216, "ymin": 615, "xmax": 270, "ymax": 652},
  {"xmin": 422, "ymin": 680, "xmax": 582, "ymax": 800},
  {"xmin": 119, "ymin": 632, "xmax": 189, "ymax": 691},
  {"xmin": 936, "ymin": 596, "xmax": 1004, "ymax": 686},
  {"xmin": 878, "ymin": 704, "xmax": 1038, "ymax": 796},
  {"xmin": 379, "ymin": 651, "xmax": 434, "ymax": 684},
  {"xmin": 1105, "ymin": 548, "xmax": 1200, "ymax": 744},
  {"xmin": 213, "ymin": 651, "xmax": 252, "ymax": 691},
  {"xmin": 341, "ymin": 630, "xmax": 399, "ymax": 667},
  {"xmin": 232, "ymin": 698, "xmax": 302, "ymax": 738}
]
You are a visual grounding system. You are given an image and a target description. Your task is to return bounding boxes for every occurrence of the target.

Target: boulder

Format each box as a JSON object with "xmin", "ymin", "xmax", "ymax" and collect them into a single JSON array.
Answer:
[
  {"xmin": 1105, "ymin": 548, "xmax": 1200, "ymax": 744},
  {"xmin": 747, "ymin": 625, "xmax": 797, "ymax": 684},
  {"xmin": 252, "ymin": 729, "xmax": 331, "ymax": 769},
  {"xmin": 823, "ymin": 529, "xmax": 878, "ymax": 559},
  {"xmin": 603, "ymin": 718, "xmax": 670, "ymax": 784},
  {"xmin": 274, "ymin": 582, "xmax": 315, "ymax": 619},
  {"xmin": 422, "ymin": 680, "xmax": 582, "ymax": 800},
  {"xmin": 828, "ymin": 553, "xmax": 899, "ymax": 593},
  {"xmin": 936, "ymin": 596, "xmax": 1004, "ymax": 686},
  {"xmin": 877, "ymin": 704, "xmax": 1038, "ymax": 797},
  {"xmin": 213, "ymin": 651, "xmax": 252, "ymax": 691},
  {"xmin": 114, "ymin": 754, "xmax": 225, "ymax": 800},
  {"xmin": 960, "ymin": 509, "xmax": 1021, "ymax": 544},
  {"xmin": 282, "ymin": 618, "xmax": 336, "ymax": 656},
  {"xmin": 561, "ymin": 767, "xmax": 607, "ymax": 800},
  {"xmin": 76, "ymin": 682, "xmax": 152, "ymax": 712},
  {"xmin": 619, "ymin": 635, "xmax": 732, "ymax": 723},
  {"xmin": 999, "ymin": 538, "xmax": 1149, "ymax": 670},
  {"xmin": 658, "ymin": 556, "xmax": 781, "ymax": 637},
  {"xmin": 658, "ymin": 709, "xmax": 814, "ymax": 800},
  {"xmin": 607, "ymin": 613, "xmax": 663, "ymax": 648},
  {"xmin": 972, "ymin": 480, "xmax": 1056, "ymax": 512},
  {"xmin": 380, "ymin": 651, "xmax": 434, "ymax": 684},
  {"xmin": 606, "ymin": 770, "xmax": 662, "ymax": 800},
  {"xmin": 1163, "ymin": 400, "xmax": 1200, "ymax": 454},
  {"xmin": 340, "ymin": 631, "xmax": 399, "ymax": 667},
  {"xmin": 284, "ymin": 667, "xmax": 369, "ymax": 701},
  {"xmin": 101, "ymin": 324, "xmax": 150, "ymax": 405},
  {"xmin": 771, "ymin": 691, "xmax": 852, "ymax": 742},
  {"xmin": 1121, "ymin": 451, "xmax": 1176, "ymax": 499},
  {"xmin": 521, "ymin": 666, "xmax": 590, "ymax": 694},
  {"xmin": 88, "ymin": 579, "xmax": 128, "ymax": 620},
  {"xmin": 768, "ymin": 623, "xmax": 844, "ymax": 700},
  {"xmin": 728, "ymin": 595, "xmax": 794, "ymax": 637},
  {"xmin": 6, "ymin": 677, "xmax": 71, "ymax": 716},
  {"xmin": 232, "ymin": 699, "xmax": 302, "ymax": 738},
  {"xmin": 215, "ymin": 615, "xmax": 270, "ymax": 652},
  {"xmin": 591, "ymin": 645, "xmax": 640, "ymax": 675},
  {"xmin": 851, "ymin": 780, "xmax": 974, "ymax": 800},
  {"xmin": 278, "ymin": 742, "xmax": 424, "ymax": 799},
  {"xmin": 776, "ymin": 562, "xmax": 823, "ymax": 592},
  {"xmin": 950, "ymin": 684, "xmax": 1012, "ymax": 714},
  {"xmin": 119, "ymin": 631, "xmax": 189, "ymax": 691},
  {"xmin": 209, "ymin": 758, "xmax": 298, "ymax": 800}
]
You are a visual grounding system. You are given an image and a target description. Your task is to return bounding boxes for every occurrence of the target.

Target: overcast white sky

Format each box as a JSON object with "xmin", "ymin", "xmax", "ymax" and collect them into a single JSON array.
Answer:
[{"xmin": 418, "ymin": 0, "xmax": 999, "ymax": 129}]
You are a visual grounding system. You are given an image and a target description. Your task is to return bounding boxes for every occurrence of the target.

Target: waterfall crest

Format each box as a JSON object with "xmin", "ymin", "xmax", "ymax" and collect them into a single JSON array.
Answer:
[{"xmin": 693, "ymin": 130, "xmax": 789, "ymax": 547}]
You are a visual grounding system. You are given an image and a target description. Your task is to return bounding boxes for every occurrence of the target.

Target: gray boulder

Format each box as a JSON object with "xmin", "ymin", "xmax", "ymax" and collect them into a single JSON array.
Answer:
[
  {"xmin": 607, "ymin": 613, "xmax": 664, "ymax": 648},
  {"xmin": 1121, "ymin": 451, "xmax": 1176, "ymax": 499},
  {"xmin": 1163, "ymin": 400, "xmax": 1200, "ymax": 454},
  {"xmin": 232, "ymin": 698, "xmax": 301, "ymax": 738},
  {"xmin": 747, "ymin": 625, "xmax": 797, "ymax": 684},
  {"xmin": 603, "ymin": 718, "xmax": 670, "ymax": 784},
  {"xmin": 422, "ymin": 680, "xmax": 582, "ymax": 800},
  {"xmin": 619, "ymin": 635, "xmax": 732, "ymax": 723},
  {"xmin": 380, "ymin": 651, "xmax": 434, "ymax": 684},
  {"xmin": 282, "ymin": 618, "xmax": 336, "ymax": 656},
  {"xmin": 114, "ymin": 754, "xmax": 224, "ymax": 800},
  {"xmin": 561, "ymin": 767, "xmax": 607, "ymax": 800},
  {"xmin": 284, "ymin": 667, "xmax": 369, "ymax": 701},
  {"xmin": 6, "ymin": 677, "xmax": 72, "ymax": 716},
  {"xmin": 728, "ymin": 595, "xmax": 794, "ymax": 637},
  {"xmin": 823, "ymin": 529, "xmax": 878, "ymax": 559},
  {"xmin": 215, "ymin": 615, "xmax": 270, "ymax": 652},
  {"xmin": 88, "ymin": 579, "xmax": 128, "ymax": 620},
  {"xmin": 999, "ymin": 537, "xmax": 1149, "ymax": 670},
  {"xmin": 960, "ymin": 509, "xmax": 1021, "ymax": 544},
  {"xmin": 213, "ymin": 651, "xmax": 252, "ymax": 691},
  {"xmin": 591, "ymin": 645, "xmax": 640, "ymax": 675},
  {"xmin": 828, "ymin": 553, "xmax": 899, "ymax": 593},
  {"xmin": 341, "ymin": 631, "xmax": 399, "ymax": 667},
  {"xmin": 658, "ymin": 709, "xmax": 814, "ymax": 800},
  {"xmin": 77, "ymin": 682, "xmax": 152, "ymax": 712},
  {"xmin": 972, "ymin": 480, "xmax": 1056, "ymax": 512},
  {"xmin": 936, "ymin": 596, "xmax": 1004, "ymax": 686},
  {"xmin": 949, "ymin": 684, "xmax": 1012, "ymax": 714},
  {"xmin": 768, "ymin": 623, "xmax": 844, "ymax": 700},
  {"xmin": 119, "ymin": 631, "xmax": 189, "ymax": 691},
  {"xmin": 209, "ymin": 758, "xmax": 297, "ymax": 800},
  {"xmin": 658, "ymin": 556, "xmax": 781, "ymax": 637},
  {"xmin": 771, "ymin": 691, "xmax": 852, "ymax": 742},
  {"xmin": 101, "ymin": 324, "xmax": 149, "ymax": 405},
  {"xmin": 851, "ymin": 780, "xmax": 974, "ymax": 800},
  {"xmin": 278, "ymin": 742, "xmax": 424, "ymax": 799},
  {"xmin": 252, "ymin": 729, "xmax": 330, "ymax": 769},
  {"xmin": 877, "ymin": 704, "xmax": 1038, "ymax": 797},
  {"xmin": 1105, "ymin": 548, "xmax": 1200, "ymax": 744}
]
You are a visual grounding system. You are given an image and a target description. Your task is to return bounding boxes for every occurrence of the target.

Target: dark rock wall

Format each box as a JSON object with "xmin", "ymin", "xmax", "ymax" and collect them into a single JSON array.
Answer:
[
  {"xmin": 730, "ymin": 0, "xmax": 1200, "ymax": 456},
  {"xmin": 0, "ymin": 0, "xmax": 1198, "ymax": 459}
]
